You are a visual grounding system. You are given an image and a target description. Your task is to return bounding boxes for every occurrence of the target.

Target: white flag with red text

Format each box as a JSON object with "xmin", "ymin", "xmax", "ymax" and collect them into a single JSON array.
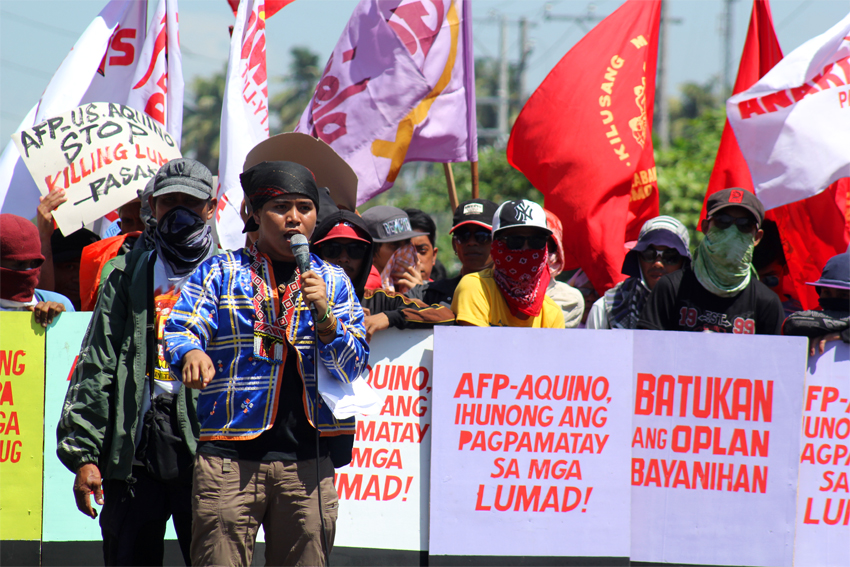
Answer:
[
  {"xmin": 216, "ymin": 0, "xmax": 270, "ymax": 250},
  {"xmin": 0, "ymin": 0, "xmax": 147, "ymax": 218},
  {"xmin": 127, "ymin": 0, "xmax": 184, "ymax": 148},
  {"xmin": 727, "ymin": 13, "xmax": 850, "ymax": 210}
]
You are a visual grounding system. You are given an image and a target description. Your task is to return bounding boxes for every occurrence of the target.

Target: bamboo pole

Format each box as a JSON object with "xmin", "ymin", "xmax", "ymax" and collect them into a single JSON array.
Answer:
[
  {"xmin": 443, "ymin": 163, "xmax": 459, "ymax": 211},
  {"xmin": 470, "ymin": 161, "xmax": 479, "ymax": 199}
]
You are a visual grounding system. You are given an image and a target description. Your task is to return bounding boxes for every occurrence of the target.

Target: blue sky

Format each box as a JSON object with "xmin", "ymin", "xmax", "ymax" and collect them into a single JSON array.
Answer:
[{"xmin": 1, "ymin": 0, "xmax": 848, "ymax": 143}]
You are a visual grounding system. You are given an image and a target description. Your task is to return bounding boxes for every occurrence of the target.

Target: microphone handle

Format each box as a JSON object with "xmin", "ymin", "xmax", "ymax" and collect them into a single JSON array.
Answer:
[{"xmin": 296, "ymin": 252, "xmax": 320, "ymax": 321}]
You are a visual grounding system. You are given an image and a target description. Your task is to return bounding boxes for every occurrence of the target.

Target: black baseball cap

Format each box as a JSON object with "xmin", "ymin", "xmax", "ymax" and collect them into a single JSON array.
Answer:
[
  {"xmin": 361, "ymin": 206, "xmax": 426, "ymax": 243},
  {"xmin": 450, "ymin": 199, "xmax": 498, "ymax": 233},
  {"xmin": 706, "ymin": 188, "xmax": 765, "ymax": 227}
]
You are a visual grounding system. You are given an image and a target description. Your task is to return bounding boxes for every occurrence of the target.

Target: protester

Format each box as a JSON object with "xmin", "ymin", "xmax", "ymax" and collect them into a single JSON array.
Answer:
[
  {"xmin": 56, "ymin": 159, "xmax": 218, "ymax": 566},
  {"xmin": 117, "ymin": 197, "xmax": 145, "ymax": 234},
  {"xmin": 48, "ymin": 228, "xmax": 100, "ymax": 311},
  {"xmin": 453, "ymin": 199, "xmax": 565, "ymax": 328},
  {"xmin": 313, "ymin": 209, "xmax": 455, "ymax": 341},
  {"xmin": 0, "ymin": 213, "xmax": 73, "ymax": 325},
  {"xmin": 639, "ymin": 188, "xmax": 783, "ymax": 334},
  {"xmin": 588, "ymin": 216, "xmax": 690, "ymax": 329},
  {"xmin": 567, "ymin": 269, "xmax": 599, "ymax": 328},
  {"xmin": 424, "ymin": 198, "xmax": 497, "ymax": 307},
  {"xmin": 362, "ymin": 205, "xmax": 427, "ymax": 294},
  {"xmin": 753, "ymin": 219, "xmax": 801, "ymax": 316},
  {"xmin": 543, "ymin": 209, "xmax": 584, "ymax": 328},
  {"xmin": 782, "ymin": 252, "xmax": 849, "ymax": 355},
  {"xmin": 165, "ymin": 161, "xmax": 368, "ymax": 566},
  {"xmin": 404, "ymin": 208, "xmax": 439, "ymax": 282}
]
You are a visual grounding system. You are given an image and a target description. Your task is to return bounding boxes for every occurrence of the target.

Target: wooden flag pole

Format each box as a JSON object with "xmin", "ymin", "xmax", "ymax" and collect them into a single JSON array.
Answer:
[
  {"xmin": 470, "ymin": 161, "xmax": 479, "ymax": 199},
  {"xmin": 443, "ymin": 163, "xmax": 459, "ymax": 211}
]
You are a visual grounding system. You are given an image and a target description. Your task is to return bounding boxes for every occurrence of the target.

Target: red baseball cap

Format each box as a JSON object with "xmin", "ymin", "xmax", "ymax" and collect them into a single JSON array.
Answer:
[{"xmin": 314, "ymin": 221, "xmax": 371, "ymax": 245}]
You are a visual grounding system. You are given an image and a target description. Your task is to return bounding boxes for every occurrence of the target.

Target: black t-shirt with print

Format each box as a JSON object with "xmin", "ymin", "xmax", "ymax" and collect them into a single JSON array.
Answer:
[{"xmin": 638, "ymin": 266, "xmax": 783, "ymax": 335}]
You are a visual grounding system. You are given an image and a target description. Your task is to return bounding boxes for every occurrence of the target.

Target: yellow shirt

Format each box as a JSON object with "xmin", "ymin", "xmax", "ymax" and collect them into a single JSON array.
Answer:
[{"xmin": 451, "ymin": 268, "xmax": 565, "ymax": 328}]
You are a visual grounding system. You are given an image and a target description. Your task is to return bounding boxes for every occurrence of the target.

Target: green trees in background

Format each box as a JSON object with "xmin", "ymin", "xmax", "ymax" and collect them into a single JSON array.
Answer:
[
  {"xmin": 269, "ymin": 47, "xmax": 322, "ymax": 132},
  {"xmin": 181, "ymin": 70, "xmax": 226, "ymax": 172},
  {"xmin": 179, "ymin": 48, "xmax": 723, "ymax": 272}
]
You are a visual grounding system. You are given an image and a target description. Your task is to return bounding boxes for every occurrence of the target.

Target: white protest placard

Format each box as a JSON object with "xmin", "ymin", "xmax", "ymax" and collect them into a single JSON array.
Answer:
[
  {"xmin": 334, "ymin": 330, "xmax": 433, "ymax": 551},
  {"xmin": 13, "ymin": 102, "xmax": 181, "ymax": 235},
  {"xmin": 794, "ymin": 342, "xmax": 850, "ymax": 566},
  {"xmin": 429, "ymin": 327, "xmax": 634, "ymax": 558},
  {"xmin": 630, "ymin": 331, "xmax": 807, "ymax": 567}
]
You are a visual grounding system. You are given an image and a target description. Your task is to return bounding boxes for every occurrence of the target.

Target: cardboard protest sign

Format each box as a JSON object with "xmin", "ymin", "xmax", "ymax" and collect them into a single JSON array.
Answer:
[
  {"xmin": 429, "ymin": 327, "xmax": 634, "ymax": 557},
  {"xmin": 630, "ymin": 331, "xmax": 807, "ymax": 567},
  {"xmin": 334, "ymin": 330, "xmax": 433, "ymax": 552},
  {"xmin": 0, "ymin": 313, "xmax": 46, "ymax": 541},
  {"xmin": 794, "ymin": 342, "xmax": 850, "ymax": 566},
  {"xmin": 13, "ymin": 102, "xmax": 181, "ymax": 235}
]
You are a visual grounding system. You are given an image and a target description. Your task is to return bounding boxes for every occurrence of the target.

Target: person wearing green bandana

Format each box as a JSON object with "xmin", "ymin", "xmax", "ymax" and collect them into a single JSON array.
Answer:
[{"xmin": 638, "ymin": 188, "xmax": 783, "ymax": 334}]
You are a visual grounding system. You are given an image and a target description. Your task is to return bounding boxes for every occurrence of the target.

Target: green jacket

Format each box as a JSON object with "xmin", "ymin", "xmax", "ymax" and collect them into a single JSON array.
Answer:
[{"xmin": 56, "ymin": 248, "xmax": 199, "ymax": 481}]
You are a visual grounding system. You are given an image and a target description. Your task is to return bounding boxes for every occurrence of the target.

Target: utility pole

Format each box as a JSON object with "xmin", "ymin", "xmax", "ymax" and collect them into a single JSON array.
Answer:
[
  {"xmin": 722, "ymin": 0, "xmax": 738, "ymax": 97},
  {"xmin": 659, "ymin": 1, "xmax": 670, "ymax": 150},
  {"xmin": 497, "ymin": 14, "xmax": 509, "ymax": 145},
  {"xmin": 475, "ymin": 13, "xmax": 538, "ymax": 144},
  {"xmin": 517, "ymin": 17, "xmax": 531, "ymax": 105}
]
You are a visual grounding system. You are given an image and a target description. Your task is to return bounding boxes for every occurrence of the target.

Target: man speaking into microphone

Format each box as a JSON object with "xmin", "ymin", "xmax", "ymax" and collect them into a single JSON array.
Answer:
[{"xmin": 164, "ymin": 161, "xmax": 369, "ymax": 566}]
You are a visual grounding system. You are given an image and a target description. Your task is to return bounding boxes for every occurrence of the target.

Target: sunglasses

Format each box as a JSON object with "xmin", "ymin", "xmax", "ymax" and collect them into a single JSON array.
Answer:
[
  {"xmin": 499, "ymin": 235, "xmax": 549, "ymax": 251},
  {"xmin": 711, "ymin": 213, "xmax": 758, "ymax": 233},
  {"xmin": 453, "ymin": 229, "xmax": 491, "ymax": 245},
  {"xmin": 319, "ymin": 242, "xmax": 368, "ymax": 260},
  {"xmin": 638, "ymin": 248, "xmax": 683, "ymax": 266}
]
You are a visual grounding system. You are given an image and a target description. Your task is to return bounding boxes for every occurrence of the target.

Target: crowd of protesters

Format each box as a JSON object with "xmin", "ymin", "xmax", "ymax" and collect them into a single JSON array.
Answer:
[{"xmin": 1, "ymin": 144, "xmax": 848, "ymax": 566}]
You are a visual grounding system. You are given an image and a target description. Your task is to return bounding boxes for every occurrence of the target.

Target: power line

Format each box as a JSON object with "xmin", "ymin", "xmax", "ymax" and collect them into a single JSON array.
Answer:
[
  {"xmin": 0, "ymin": 10, "xmax": 80, "ymax": 38},
  {"xmin": 0, "ymin": 58, "xmax": 53, "ymax": 79},
  {"xmin": 777, "ymin": 0, "xmax": 813, "ymax": 31}
]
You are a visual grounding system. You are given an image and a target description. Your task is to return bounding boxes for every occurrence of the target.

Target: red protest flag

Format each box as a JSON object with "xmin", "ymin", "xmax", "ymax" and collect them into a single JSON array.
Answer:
[
  {"xmin": 507, "ymin": 0, "xmax": 661, "ymax": 294},
  {"xmin": 227, "ymin": 0, "xmax": 294, "ymax": 18},
  {"xmin": 701, "ymin": 0, "xmax": 782, "ymax": 218},
  {"xmin": 701, "ymin": 0, "xmax": 849, "ymax": 311}
]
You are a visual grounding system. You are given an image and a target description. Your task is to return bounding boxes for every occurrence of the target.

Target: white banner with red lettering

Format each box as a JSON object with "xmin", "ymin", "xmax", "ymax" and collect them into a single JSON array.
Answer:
[
  {"xmin": 334, "ymin": 330, "xmax": 433, "ymax": 551},
  {"xmin": 126, "ymin": 0, "xmax": 184, "ymax": 148},
  {"xmin": 794, "ymin": 342, "xmax": 850, "ymax": 566},
  {"xmin": 216, "ymin": 0, "xmax": 270, "ymax": 250},
  {"xmin": 630, "ymin": 331, "xmax": 807, "ymax": 566},
  {"xmin": 727, "ymin": 14, "xmax": 850, "ymax": 210},
  {"xmin": 430, "ymin": 328, "xmax": 634, "ymax": 557},
  {"xmin": 0, "ymin": 0, "xmax": 146, "ymax": 219}
]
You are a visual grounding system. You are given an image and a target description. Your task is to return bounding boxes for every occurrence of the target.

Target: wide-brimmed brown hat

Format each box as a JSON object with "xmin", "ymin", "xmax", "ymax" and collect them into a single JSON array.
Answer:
[{"xmin": 244, "ymin": 133, "xmax": 357, "ymax": 212}]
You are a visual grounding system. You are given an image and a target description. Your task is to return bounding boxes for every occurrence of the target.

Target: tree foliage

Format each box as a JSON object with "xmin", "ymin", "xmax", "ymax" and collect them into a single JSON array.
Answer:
[
  {"xmin": 269, "ymin": 46, "xmax": 322, "ymax": 133},
  {"xmin": 181, "ymin": 69, "xmax": 226, "ymax": 171}
]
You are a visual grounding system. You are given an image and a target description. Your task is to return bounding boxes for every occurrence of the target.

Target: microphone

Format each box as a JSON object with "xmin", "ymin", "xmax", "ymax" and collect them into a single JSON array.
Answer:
[{"xmin": 290, "ymin": 234, "xmax": 318, "ymax": 319}]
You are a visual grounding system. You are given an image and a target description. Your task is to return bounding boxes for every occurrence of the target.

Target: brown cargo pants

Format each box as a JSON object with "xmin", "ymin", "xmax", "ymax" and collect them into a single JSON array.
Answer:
[{"xmin": 190, "ymin": 453, "xmax": 338, "ymax": 566}]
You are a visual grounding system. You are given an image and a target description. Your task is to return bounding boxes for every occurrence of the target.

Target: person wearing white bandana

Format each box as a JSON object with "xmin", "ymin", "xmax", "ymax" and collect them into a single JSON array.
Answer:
[{"xmin": 639, "ymin": 188, "xmax": 783, "ymax": 335}]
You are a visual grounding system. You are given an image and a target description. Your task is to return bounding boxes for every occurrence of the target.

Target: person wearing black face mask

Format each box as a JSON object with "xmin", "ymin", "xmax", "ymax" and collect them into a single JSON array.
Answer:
[
  {"xmin": 57, "ymin": 158, "xmax": 216, "ymax": 566},
  {"xmin": 782, "ymin": 253, "xmax": 850, "ymax": 357}
]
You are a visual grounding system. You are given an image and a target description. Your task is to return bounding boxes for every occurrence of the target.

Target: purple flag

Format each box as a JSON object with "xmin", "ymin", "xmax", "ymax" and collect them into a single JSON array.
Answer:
[{"xmin": 295, "ymin": 0, "xmax": 477, "ymax": 205}]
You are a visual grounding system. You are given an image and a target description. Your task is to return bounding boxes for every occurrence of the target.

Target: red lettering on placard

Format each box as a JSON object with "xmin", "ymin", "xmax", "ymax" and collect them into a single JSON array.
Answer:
[
  {"xmin": 632, "ymin": 458, "xmax": 767, "ymax": 493},
  {"xmin": 0, "ymin": 381, "xmax": 14, "ymax": 405},
  {"xmin": 0, "ymin": 351, "xmax": 25, "ymax": 376}
]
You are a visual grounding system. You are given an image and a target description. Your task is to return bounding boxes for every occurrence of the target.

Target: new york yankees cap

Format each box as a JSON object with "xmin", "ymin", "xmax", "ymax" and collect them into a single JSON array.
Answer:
[{"xmin": 491, "ymin": 199, "xmax": 552, "ymax": 236}]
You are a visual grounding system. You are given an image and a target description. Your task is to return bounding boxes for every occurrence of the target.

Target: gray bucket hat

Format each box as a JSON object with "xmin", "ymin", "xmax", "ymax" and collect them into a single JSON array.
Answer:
[{"xmin": 151, "ymin": 158, "xmax": 215, "ymax": 201}]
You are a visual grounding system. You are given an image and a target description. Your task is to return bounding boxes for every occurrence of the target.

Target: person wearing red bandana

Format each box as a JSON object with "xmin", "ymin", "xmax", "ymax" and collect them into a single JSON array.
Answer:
[
  {"xmin": 452, "ymin": 199, "xmax": 565, "ymax": 328},
  {"xmin": 0, "ymin": 213, "xmax": 73, "ymax": 326}
]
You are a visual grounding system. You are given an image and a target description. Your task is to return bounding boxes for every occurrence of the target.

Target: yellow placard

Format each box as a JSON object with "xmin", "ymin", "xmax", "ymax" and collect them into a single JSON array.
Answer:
[{"xmin": 0, "ymin": 312, "xmax": 46, "ymax": 541}]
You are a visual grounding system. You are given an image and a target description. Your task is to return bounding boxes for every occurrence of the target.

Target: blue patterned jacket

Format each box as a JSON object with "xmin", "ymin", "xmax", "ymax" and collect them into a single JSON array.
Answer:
[{"xmin": 164, "ymin": 248, "xmax": 369, "ymax": 440}]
